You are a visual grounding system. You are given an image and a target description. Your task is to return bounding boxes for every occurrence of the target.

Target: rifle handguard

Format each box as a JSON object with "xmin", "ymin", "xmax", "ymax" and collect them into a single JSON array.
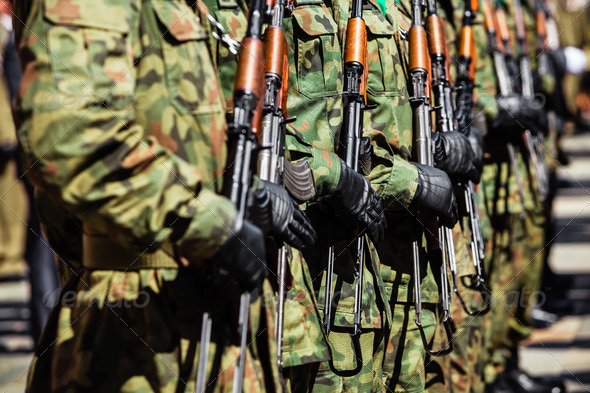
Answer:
[
  {"xmin": 234, "ymin": 38, "xmax": 264, "ymax": 96},
  {"xmin": 409, "ymin": 26, "xmax": 429, "ymax": 71},
  {"xmin": 426, "ymin": 14, "xmax": 446, "ymax": 57}
]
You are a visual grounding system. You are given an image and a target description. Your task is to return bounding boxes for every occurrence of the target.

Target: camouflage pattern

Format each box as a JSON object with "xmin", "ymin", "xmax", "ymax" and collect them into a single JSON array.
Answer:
[
  {"xmin": 481, "ymin": 212, "xmax": 545, "ymax": 384},
  {"xmin": 283, "ymin": 0, "xmax": 391, "ymax": 390},
  {"xmin": 282, "ymin": 249, "xmax": 331, "ymax": 367},
  {"xmin": 477, "ymin": 0, "xmax": 549, "ymax": 385},
  {"xmin": 423, "ymin": 2, "xmax": 494, "ymax": 393},
  {"xmin": 15, "ymin": 0, "xmax": 280, "ymax": 391},
  {"xmin": 361, "ymin": 1, "xmax": 455, "ymax": 392},
  {"xmin": 200, "ymin": 0, "xmax": 333, "ymax": 373},
  {"xmin": 384, "ymin": 303, "xmax": 437, "ymax": 393},
  {"xmin": 201, "ymin": 0, "xmax": 247, "ymax": 110}
]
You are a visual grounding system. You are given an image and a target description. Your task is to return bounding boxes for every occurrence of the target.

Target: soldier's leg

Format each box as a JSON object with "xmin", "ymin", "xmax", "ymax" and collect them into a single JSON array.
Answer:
[
  {"xmin": 311, "ymin": 329, "xmax": 385, "ymax": 393},
  {"xmin": 282, "ymin": 249, "xmax": 331, "ymax": 393},
  {"xmin": 483, "ymin": 215, "xmax": 514, "ymax": 385},
  {"xmin": 387, "ymin": 305, "xmax": 436, "ymax": 393},
  {"xmin": 439, "ymin": 220, "xmax": 486, "ymax": 393}
]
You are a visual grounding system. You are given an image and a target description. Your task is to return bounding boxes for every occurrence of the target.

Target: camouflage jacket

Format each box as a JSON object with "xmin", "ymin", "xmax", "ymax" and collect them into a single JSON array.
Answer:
[
  {"xmin": 14, "ymin": 1, "xmax": 283, "ymax": 392},
  {"xmin": 201, "ymin": 0, "xmax": 332, "ymax": 367},
  {"xmin": 15, "ymin": 0, "xmax": 237, "ymax": 260},
  {"xmin": 283, "ymin": 0, "xmax": 390, "ymax": 333}
]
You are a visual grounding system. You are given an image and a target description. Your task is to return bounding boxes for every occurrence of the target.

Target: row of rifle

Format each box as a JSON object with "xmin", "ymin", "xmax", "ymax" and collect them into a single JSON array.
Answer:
[
  {"xmin": 408, "ymin": 0, "xmax": 492, "ymax": 356},
  {"xmin": 198, "ymin": 0, "xmax": 555, "ymax": 388}
]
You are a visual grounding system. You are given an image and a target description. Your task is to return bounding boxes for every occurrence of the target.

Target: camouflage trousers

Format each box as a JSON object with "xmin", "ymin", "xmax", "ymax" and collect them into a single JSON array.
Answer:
[
  {"xmin": 382, "ymin": 302, "xmax": 437, "ymax": 393},
  {"xmin": 482, "ymin": 211, "xmax": 546, "ymax": 384},
  {"xmin": 281, "ymin": 249, "xmax": 330, "ymax": 368},
  {"xmin": 27, "ymin": 268, "xmax": 281, "ymax": 393},
  {"xmin": 424, "ymin": 219, "xmax": 487, "ymax": 393}
]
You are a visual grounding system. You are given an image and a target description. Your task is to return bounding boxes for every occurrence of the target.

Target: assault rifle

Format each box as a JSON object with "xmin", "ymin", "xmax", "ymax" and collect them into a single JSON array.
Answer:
[
  {"xmin": 196, "ymin": 0, "xmax": 266, "ymax": 391},
  {"xmin": 482, "ymin": 0, "xmax": 527, "ymax": 217},
  {"xmin": 324, "ymin": 0, "xmax": 372, "ymax": 373},
  {"xmin": 259, "ymin": 0, "xmax": 291, "ymax": 372},
  {"xmin": 410, "ymin": 0, "xmax": 453, "ymax": 356},
  {"xmin": 258, "ymin": 0, "xmax": 316, "ymax": 371},
  {"xmin": 427, "ymin": 0, "xmax": 490, "ymax": 316},
  {"xmin": 514, "ymin": 0, "xmax": 549, "ymax": 201}
]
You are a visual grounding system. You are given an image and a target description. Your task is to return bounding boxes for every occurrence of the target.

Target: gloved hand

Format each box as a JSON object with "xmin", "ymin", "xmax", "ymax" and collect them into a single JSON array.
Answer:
[
  {"xmin": 252, "ymin": 180, "xmax": 317, "ymax": 249},
  {"xmin": 433, "ymin": 131, "xmax": 480, "ymax": 183},
  {"xmin": 330, "ymin": 160, "xmax": 387, "ymax": 243},
  {"xmin": 213, "ymin": 220, "xmax": 267, "ymax": 292},
  {"xmin": 492, "ymin": 94, "xmax": 547, "ymax": 137},
  {"xmin": 409, "ymin": 163, "xmax": 459, "ymax": 228}
]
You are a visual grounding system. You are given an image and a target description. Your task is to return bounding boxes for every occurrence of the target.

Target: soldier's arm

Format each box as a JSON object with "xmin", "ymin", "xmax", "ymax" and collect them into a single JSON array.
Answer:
[
  {"xmin": 285, "ymin": 126, "xmax": 343, "ymax": 200},
  {"xmin": 15, "ymin": 4, "xmax": 235, "ymax": 259},
  {"xmin": 366, "ymin": 142, "xmax": 419, "ymax": 210}
]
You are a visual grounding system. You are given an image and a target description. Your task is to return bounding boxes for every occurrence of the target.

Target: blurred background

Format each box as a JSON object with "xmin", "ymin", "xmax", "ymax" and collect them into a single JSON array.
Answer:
[{"xmin": 1, "ymin": 0, "xmax": 590, "ymax": 392}]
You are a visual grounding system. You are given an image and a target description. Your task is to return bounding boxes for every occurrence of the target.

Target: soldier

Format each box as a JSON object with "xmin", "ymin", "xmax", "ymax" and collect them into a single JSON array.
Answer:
[
  {"xmin": 472, "ymin": 0, "xmax": 565, "ymax": 391},
  {"xmin": 14, "ymin": 0, "xmax": 315, "ymax": 392},
  {"xmin": 280, "ymin": 0, "xmax": 393, "ymax": 390},
  {"xmin": 354, "ymin": 1, "xmax": 484, "ymax": 393},
  {"xmin": 201, "ymin": 0, "xmax": 333, "ymax": 388}
]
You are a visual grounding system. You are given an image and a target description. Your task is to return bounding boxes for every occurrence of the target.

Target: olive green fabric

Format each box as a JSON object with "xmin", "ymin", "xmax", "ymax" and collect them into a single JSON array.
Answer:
[
  {"xmin": 283, "ymin": 0, "xmax": 391, "ymax": 390},
  {"xmin": 15, "ymin": 1, "xmax": 280, "ymax": 391}
]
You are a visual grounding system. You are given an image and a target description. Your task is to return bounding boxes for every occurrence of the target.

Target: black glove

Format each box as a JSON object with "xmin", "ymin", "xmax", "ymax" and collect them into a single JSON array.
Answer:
[
  {"xmin": 492, "ymin": 95, "xmax": 547, "ymax": 137},
  {"xmin": 214, "ymin": 220, "xmax": 268, "ymax": 292},
  {"xmin": 409, "ymin": 163, "xmax": 459, "ymax": 228},
  {"xmin": 331, "ymin": 160, "xmax": 387, "ymax": 243},
  {"xmin": 433, "ymin": 131, "xmax": 480, "ymax": 183},
  {"xmin": 252, "ymin": 180, "xmax": 317, "ymax": 249}
]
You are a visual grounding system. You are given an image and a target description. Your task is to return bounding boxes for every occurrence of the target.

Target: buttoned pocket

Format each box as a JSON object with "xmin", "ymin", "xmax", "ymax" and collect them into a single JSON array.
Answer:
[
  {"xmin": 292, "ymin": 4, "xmax": 341, "ymax": 99},
  {"xmin": 43, "ymin": 0, "xmax": 134, "ymax": 100},
  {"xmin": 364, "ymin": 9, "xmax": 403, "ymax": 97}
]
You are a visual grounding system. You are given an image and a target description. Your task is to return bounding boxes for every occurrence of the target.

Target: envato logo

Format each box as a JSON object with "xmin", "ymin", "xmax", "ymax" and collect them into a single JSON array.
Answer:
[
  {"xmin": 40, "ymin": 92, "xmax": 151, "ymax": 112},
  {"xmin": 43, "ymin": 288, "xmax": 151, "ymax": 309},
  {"xmin": 497, "ymin": 288, "xmax": 547, "ymax": 309}
]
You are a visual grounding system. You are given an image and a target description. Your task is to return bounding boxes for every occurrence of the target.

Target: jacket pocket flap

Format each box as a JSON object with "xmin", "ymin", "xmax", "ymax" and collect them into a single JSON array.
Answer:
[
  {"xmin": 43, "ymin": 0, "xmax": 131, "ymax": 34},
  {"xmin": 152, "ymin": 1, "xmax": 206, "ymax": 41},
  {"xmin": 292, "ymin": 4, "xmax": 338, "ymax": 36}
]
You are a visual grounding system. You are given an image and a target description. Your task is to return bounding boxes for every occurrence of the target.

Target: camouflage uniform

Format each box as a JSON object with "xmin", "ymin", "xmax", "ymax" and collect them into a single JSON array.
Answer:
[
  {"xmin": 422, "ymin": 2, "xmax": 497, "ymax": 393},
  {"xmin": 283, "ymin": 0, "xmax": 391, "ymax": 391},
  {"xmin": 357, "ymin": 0, "xmax": 454, "ymax": 392},
  {"xmin": 202, "ymin": 0, "xmax": 332, "ymax": 384},
  {"xmin": 476, "ymin": 0, "xmax": 547, "ymax": 384},
  {"xmin": 15, "ymin": 1, "xmax": 280, "ymax": 391}
]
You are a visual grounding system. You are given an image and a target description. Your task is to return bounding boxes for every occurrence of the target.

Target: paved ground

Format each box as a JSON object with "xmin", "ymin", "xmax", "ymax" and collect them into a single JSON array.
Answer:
[
  {"xmin": 518, "ymin": 131, "xmax": 590, "ymax": 393},
  {"xmin": 1, "ymin": 131, "xmax": 590, "ymax": 392}
]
